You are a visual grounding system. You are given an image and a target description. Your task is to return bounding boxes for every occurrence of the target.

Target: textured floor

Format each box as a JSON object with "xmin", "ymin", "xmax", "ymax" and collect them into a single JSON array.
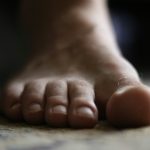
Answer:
[
  {"xmin": 1, "ymin": 116, "xmax": 150, "ymax": 150},
  {"xmin": 1, "ymin": 78, "xmax": 150, "ymax": 150}
]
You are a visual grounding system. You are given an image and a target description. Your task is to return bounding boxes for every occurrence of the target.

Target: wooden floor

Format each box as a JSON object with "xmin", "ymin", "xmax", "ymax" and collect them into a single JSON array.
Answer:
[{"xmin": 1, "ymin": 116, "xmax": 150, "ymax": 150}]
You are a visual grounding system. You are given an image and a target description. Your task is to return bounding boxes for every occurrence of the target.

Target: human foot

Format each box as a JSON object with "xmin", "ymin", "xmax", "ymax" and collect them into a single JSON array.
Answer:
[{"xmin": 1, "ymin": 0, "xmax": 150, "ymax": 128}]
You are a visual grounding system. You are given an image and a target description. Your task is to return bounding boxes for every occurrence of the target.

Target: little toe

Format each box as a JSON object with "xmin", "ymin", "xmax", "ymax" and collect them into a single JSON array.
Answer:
[
  {"xmin": 68, "ymin": 80, "xmax": 98, "ymax": 128},
  {"xmin": 2, "ymin": 82, "xmax": 24, "ymax": 121},
  {"xmin": 22, "ymin": 80, "xmax": 46, "ymax": 124},
  {"xmin": 45, "ymin": 80, "xmax": 68, "ymax": 127},
  {"xmin": 107, "ymin": 84, "xmax": 150, "ymax": 128}
]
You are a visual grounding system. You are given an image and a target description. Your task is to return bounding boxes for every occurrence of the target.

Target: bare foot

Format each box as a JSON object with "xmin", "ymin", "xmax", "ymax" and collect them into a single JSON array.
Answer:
[{"xmin": 1, "ymin": 0, "xmax": 150, "ymax": 128}]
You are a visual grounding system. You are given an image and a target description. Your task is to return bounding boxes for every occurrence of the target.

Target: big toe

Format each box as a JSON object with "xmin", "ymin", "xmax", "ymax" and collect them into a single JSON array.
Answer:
[{"xmin": 106, "ymin": 85, "xmax": 150, "ymax": 128}]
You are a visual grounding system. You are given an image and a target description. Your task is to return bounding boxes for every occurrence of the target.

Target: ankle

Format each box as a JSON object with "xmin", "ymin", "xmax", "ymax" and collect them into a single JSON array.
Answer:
[{"xmin": 21, "ymin": 0, "xmax": 110, "ymax": 50}]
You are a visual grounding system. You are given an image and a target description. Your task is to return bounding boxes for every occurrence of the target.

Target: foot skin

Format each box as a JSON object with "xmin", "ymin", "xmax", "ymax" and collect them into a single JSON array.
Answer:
[{"xmin": 1, "ymin": 0, "xmax": 150, "ymax": 128}]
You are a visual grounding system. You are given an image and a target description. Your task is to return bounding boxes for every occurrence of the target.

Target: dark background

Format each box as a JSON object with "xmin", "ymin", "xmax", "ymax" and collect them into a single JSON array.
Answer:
[{"xmin": 108, "ymin": 0, "xmax": 150, "ymax": 72}]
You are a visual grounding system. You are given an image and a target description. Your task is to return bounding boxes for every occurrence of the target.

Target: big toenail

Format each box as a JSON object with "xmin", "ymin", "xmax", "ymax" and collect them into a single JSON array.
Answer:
[
  {"xmin": 28, "ymin": 104, "xmax": 42, "ymax": 112},
  {"xmin": 76, "ymin": 107, "xmax": 94, "ymax": 118},
  {"xmin": 11, "ymin": 103, "xmax": 21, "ymax": 110},
  {"xmin": 51, "ymin": 105, "xmax": 67, "ymax": 114}
]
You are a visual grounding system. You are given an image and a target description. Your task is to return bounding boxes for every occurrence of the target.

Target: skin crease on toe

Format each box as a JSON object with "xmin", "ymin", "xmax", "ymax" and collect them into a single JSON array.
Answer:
[
  {"xmin": 67, "ymin": 80, "xmax": 98, "ymax": 128},
  {"xmin": 1, "ymin": 83, "xmax": 24, "ymax": 121},
  {"xmin": 44, "ymin": 80, "xmax": 68, "ymax": 127}
]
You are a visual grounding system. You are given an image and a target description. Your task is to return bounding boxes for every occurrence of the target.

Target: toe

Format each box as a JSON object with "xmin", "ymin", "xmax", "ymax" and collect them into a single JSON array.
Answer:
[
  {"xmin": 2, "ymin": 82, "xmax": 24, "ymax": 121},
  {"xmin": 45, "ymin": 80, "xmax": 68, "ymax": 127},
  {"xmin": 22, "ymin": 80, "xmax": 46, "ymax": 124},
  {"xmin": 107, "ymin": 85, "xmax": 150, "ymax": 128},
  {"xmin": 68, "ymin": 80, "xmax": 98, "ymax": 128}
]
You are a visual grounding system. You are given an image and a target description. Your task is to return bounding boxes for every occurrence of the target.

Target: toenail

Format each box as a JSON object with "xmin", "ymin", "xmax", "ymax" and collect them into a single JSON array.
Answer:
[
  {"xmin": 75, "ymin": 107, "xmax": 94, "ymax": 118},
  {"xmin": 50, "ymin": 105, "xmax": 67, "ymax": 114},
  {"xmin": 28, "ymin": 104, "xmax": 42, "ymax": 113},
  {"xmin": 11, "ymin": 103, "xmax": 21, "ymax": 110}
]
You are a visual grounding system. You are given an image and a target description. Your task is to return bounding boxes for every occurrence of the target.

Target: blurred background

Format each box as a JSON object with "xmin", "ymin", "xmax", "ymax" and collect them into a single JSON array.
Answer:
[
  {"xmin": 108, "ymin": 0, "xmax": 150, "ymax": 74},
  {"xmin": 0, "ymin": 0, "xmax": 150, "ymax": 83}
]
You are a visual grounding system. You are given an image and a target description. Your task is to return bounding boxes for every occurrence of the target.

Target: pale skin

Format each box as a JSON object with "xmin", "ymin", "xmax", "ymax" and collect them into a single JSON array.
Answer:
[{"xmin": 1, "ymin": 0, "xmax": 150, "ymax": 128}]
